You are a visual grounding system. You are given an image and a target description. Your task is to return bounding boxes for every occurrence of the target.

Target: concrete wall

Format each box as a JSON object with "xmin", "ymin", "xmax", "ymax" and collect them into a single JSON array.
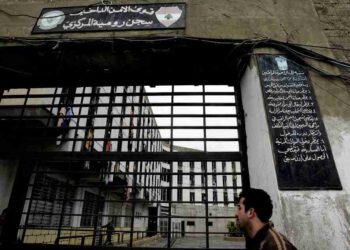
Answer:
[
  {"xmin": 313, "ymin": 0, "xmax": 350, "ymax": 68},
  {"xmin": 240, "ymin": 55, "xmax": 350, "ymax": 250},
  {"xmin": 0, "ymin": 0, "xmax": 332, "ymax": 48}
]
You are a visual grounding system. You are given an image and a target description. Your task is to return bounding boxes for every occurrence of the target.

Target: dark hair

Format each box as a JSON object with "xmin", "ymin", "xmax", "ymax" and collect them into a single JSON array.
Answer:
[{"xmin": 239, "ymin": 188, "xmax": 273, "ymax": 223}]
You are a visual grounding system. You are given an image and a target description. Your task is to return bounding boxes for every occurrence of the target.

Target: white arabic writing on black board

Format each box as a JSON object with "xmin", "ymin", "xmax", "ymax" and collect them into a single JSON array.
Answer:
[
  {"xmin": 262, "ymin": 69, "xmax": 329, "ymax": 164},
  {"xmin": 62, "ymin": 17, "xmax": 153, "ymax": 30},
  {"xmin": 69, "ymin": 5, "xmax": 155, "ymax": 16}
]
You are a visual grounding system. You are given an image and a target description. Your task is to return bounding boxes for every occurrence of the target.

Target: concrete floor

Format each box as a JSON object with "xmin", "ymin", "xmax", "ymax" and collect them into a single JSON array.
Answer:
[{"xmin": 136, "ymin": 236, "xmax": 245, "ymax": 249}]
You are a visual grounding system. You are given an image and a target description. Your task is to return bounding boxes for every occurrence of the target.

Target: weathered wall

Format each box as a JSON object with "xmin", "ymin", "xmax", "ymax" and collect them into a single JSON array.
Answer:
[
  {"xmin": 240, "ymin": 54, "xmax": 350, "ymax": 249},
  {"xmin": 313, "ymin": 0, "xmax": 350, "ymax": 66},
  {"xmin": 0, "ymin": 0, "xmax": 330, "ymax": 46},
  {"xmin": 240, "ymin": 58, "xmax": 284, "ymax": 234}
]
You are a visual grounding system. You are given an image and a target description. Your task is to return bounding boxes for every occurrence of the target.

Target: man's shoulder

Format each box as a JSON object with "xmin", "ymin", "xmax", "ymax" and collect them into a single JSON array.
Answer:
[{"xmin": 260, "ymin": 227, "xmax": 297, "ymax": 250}]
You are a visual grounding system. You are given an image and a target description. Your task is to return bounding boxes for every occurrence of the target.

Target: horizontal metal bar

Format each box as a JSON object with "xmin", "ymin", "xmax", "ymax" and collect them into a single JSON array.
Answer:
[
  {"xmin": 17, "ymin": 228, "xmax": 236, "ymax": 235},
  {"xmin": 23, "ymin": 197, "xmax": 239, "ymax": 203},
  {"xmin": 1, "ymin": 91, "xmax": 236, "ymax": 99},
  {"xmin": 22, "ymin": 211, "xmax": 237, "ymax": 219},
  {"xmin": 0, "ymin": 152, "xmax": 242, "ymax": 161},
  {"xmin": 5, "ymin": 137, "xmax": 239, "ymax": 142},
  {"xmin": 0, "ymin": 125, "xmax": 239, "ymax": 130},
  {"xmin": 32, "ymin": 171, "xmax": 243, "ymax": 175},
  {"xmin": 0, "ymin": 102, "xmax": 236, "ymax": 108},
  {"xmin": 0, "ymin": 114, "xmax": 238, "ymax": 118},
  {"xmin": 26, "ymin": 183, "xmax": 242, "ymax": 189},
  {"xmin": 23, "ymin": 203, "xmax": 238, "ymax": 209},
  {"xmin": 5, "ymin": 243, "xmax": 246, "ymax": 250}
]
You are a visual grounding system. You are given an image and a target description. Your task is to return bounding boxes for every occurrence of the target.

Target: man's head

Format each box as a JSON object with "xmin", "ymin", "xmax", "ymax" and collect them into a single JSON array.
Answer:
[{"xmin": 235, "ymin": 188, "xmax": 273, "ymax": 232}]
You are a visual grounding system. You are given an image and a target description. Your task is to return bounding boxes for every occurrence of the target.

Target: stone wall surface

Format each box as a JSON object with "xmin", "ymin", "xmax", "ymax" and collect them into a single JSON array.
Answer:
[
  {"xmin": 0, "ymin": 0, "xmax": 329, "ymax": 47},
  {"xmin": 313, "ymin": 0, "xmax": 350, "ymax": 75},
  {"xmin": 313, "ymin": 0, "xmax": 350, "ymax": 55},
  {"xmin": 0, "ymin": 0, "xmax": 349, "ymax": 59}
]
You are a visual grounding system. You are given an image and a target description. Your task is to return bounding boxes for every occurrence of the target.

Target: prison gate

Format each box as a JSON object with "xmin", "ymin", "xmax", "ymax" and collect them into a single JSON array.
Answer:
[{"xmin": 0, "ymin": 84, "xmax": 249, "ymax": 249}]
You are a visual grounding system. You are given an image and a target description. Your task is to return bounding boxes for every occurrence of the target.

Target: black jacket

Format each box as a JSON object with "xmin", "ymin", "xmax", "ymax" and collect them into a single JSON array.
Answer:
[{"xmin": 246, "ymin": 224, "xmax": 297, "ymax": 250}]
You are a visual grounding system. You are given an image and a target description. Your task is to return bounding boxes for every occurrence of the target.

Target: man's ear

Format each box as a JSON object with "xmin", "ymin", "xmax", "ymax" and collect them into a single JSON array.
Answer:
[{"xmin": 246, "ymin": 208, "xmax": 255, "ymax": 219}]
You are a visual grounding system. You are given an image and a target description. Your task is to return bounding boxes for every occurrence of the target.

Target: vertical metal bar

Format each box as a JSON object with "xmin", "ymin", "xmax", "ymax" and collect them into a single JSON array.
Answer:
[
  {"xmin": 135, "ymin": 86, "xmax": 144, "ymax": 185},
  {"xmin": 72, "ymin": 87, "xmax": 86, "ymax": 152},
  {"xmin": 235, "ymin": 84, "xmax": 250, "ymax": 190},
  {"xmin": 19, "ymin": 88, "xmax": 30, "ymax": 120},
  {"xmin": 20, "ymin": 162, "xmax": 39, "ymax": 242},
  {"xmin": 91, "ymin": 87, "xmax": 103, "ymax": 246},
  {"xmin": 140, "ymin": 89, "xmax": 148, "ymax": 202},
  {"xmin": 55, "ymin": 163, "xmax": 71, "ymax": 244},
  {"xmin": 92, "ymin": 188, "xmax": 103, "ymax": 246},
  {"xmin": 67, "ymin": 87, "xmax": 86, "ymax": 244},
  {"xmin": 103, "ymin": 86, "xmax": 115, "ymax": 153},
  {"xmin": 202, "ymin": 85, "xmax": 209, "ymax": 249},
  {"xmin": 3, "ymin": 160, "xmax": 35, "ymax": 243},
  {"xmin": 0, "ymin": 88, "xmax": 4, "ymax": 102},
  {"xmin": 139, "ymin": 89, "xmax": 147, "ymax": 201},
  {"xmin": 129, "ymin": 86, "xmax": 139, "ymax": 247},
  {"xmin": 167, "ymin": 85, "xmax": 174, "ymax": 248},
  {"xmin": 17, "ymin": 88, "xmax": 35, "ymax": 242},
  {"xmin": 56, "ymin": 86, "xmax": 81, "ymax": 243},
  {"xmin": 42, "ymin": 87, "xmax": 59, "ymax": 152},
  {"xmin": 102, "ymin": 86, "xmax": 115, "ymax": 236},
  {"xmin": 120, "ymin": 86, "xmax": 129, "ymax": 241},
  {"xmin": 82, "ymin": 87, "xmax": 96, "ymax": 153},
  {"xmin": 117, "ymin": 86, "xmax": 127, "ymax": 152},
  {"xmin": 137, "ymin": 87, "xmax": 145, "ymax": 233}
]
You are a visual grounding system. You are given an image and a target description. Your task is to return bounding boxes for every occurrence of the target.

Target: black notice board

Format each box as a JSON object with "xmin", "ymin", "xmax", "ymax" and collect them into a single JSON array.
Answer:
[
  {"xmin": 32, "ymin": 3, "xmax": 186, "ymax": 34},
  {"xmin": 257, "ymin": 55, "xmax": 342, "ymax": 190}
]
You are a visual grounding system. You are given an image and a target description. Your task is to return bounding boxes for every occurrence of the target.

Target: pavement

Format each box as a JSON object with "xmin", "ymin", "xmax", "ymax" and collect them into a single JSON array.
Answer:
[{"xmin": 136, "ymin": 236, "xmax": 245, "ymax": 249}]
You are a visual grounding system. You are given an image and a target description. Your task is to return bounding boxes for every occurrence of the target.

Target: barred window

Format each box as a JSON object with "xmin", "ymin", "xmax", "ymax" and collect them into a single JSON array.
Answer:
[
  {"xmin": 80, "ymin": 191, "xmax": 105, "ymax": 227},
  {"xmin": 28, "ymin": 174, "xmax": 74, "ymax": 227}
]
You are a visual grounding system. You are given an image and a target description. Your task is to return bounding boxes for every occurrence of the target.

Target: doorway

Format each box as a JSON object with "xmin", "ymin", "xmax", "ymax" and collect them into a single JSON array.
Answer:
[{"xmin": 147, "ymin": 207, "xmax": 157, "ymax": 237}]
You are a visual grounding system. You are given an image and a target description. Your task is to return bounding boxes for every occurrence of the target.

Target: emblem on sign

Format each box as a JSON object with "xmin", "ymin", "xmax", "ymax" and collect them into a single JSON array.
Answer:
[
  {"xmin": 155, "ymin": 6, "xmax": 183, "ymax": 27},
  {"xmin": 37, "ymin": 10, "xmax": 65, "ymax": 30},
  {"xmin": 32, "ymin": 4, "xmax": 186, "ymax": 34},
  {"xmin": 275, "ymin": 56, "xmax": 288, "ymax": 70}
]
